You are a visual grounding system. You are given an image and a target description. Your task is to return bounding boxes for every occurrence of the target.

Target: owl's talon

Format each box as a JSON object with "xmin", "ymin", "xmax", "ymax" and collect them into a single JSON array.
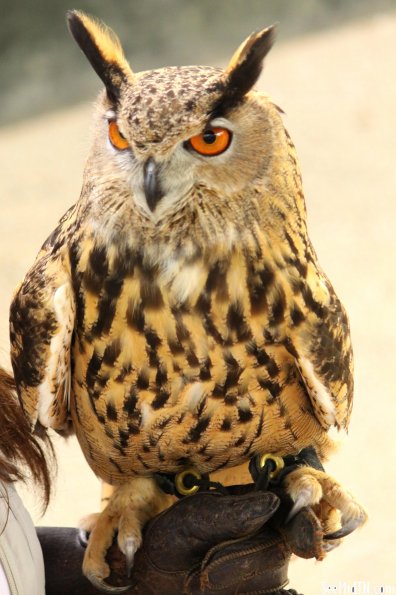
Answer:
[
  {"xmin": 85, "ymin": 572, "xmax": 131, "ymax": 593},
  {"xmin": 78, "ymin": 528, "xmax": 90, "ymax": 548},
  {"xmin": 322, "ymin": 539, "xmax": 341, "ymax": 552},
  {"xmin": 324, "ymin": 515, "xmax": 365, "ymax": 541},
  {"xmin": 123, "ymin": 536, "xmax": 138, "ymax": 578},
  {"xmin": 285, "ymin": 484, "xmax": 321, "ymax": 524},
  {"xmin": 324, "ymin": 527, "xmax": 352, "ymax": 540},
  {"xmin": 286, "ymin": 493, "xmax": 312, "ymax": 523}
]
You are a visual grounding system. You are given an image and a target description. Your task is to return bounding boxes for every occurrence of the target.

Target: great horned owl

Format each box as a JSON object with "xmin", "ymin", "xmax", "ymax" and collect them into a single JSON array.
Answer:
[{"xmin": 10, "ymin": 11, "xmax": 366, "ymax": 590}]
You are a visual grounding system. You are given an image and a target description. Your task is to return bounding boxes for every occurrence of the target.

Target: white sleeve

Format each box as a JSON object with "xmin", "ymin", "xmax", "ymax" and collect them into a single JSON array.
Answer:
[
  {"xmin": 0, "ymin": 563, "xmax": 11, "ymax": 595},
  {"xmin": 0, "ymin": 483, "xmax": 45, "ymax": 595}
]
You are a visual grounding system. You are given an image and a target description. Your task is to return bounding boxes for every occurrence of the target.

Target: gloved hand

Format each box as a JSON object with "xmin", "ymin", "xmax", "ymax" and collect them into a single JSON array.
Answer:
[
  {"xmin": 118, "ymin": 490, "xmax": 284, "ymax": 594},
  {"xmin": 38, "ymin": 489, "xmax": 323, "ymax": 594}
]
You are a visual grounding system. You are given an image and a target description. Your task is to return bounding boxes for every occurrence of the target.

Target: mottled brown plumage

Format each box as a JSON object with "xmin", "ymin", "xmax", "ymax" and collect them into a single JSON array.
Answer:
[{"xmin": 9, "ymin": 11, "xmax": 366, "ymax": 590}]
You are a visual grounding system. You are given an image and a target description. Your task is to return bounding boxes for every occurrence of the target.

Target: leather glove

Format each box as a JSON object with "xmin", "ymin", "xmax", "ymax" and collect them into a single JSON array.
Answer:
[
  {"xmin": 121, "ymin": 490, "xmax": 286, "ymax": 594},
  {"xmin": 119, "ymin": 490, "xmax": 323, "ymax": 594},
  {"xmin": 38, "ymin": 489, "xmax": 322, "ymax": 594}
]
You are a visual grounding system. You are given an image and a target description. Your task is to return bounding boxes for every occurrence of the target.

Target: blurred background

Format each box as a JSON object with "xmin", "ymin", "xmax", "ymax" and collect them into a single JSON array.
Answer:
[
  {"xmin": 1, "ymin": 0, "xmax": 394, "ymax": 124},
  {"xmin": 0, "ymin": 1, "xmax": 395, "ymax": 593}
]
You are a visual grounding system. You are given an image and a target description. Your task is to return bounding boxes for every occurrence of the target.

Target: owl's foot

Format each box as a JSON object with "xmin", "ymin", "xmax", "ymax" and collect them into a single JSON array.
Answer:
[
  {"xmin": 80, "ymin": 477, "xmax": 171, "ymax": 592},
  {"xmin": 284, "ymin": 466, "xmax": 367, "ymax": 552}
]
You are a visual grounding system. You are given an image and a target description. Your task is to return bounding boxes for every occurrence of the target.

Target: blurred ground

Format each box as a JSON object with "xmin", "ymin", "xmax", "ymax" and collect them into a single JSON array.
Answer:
[{"xmin": 0, "ymin": 11, "xmax": 395, "ymax": 595}]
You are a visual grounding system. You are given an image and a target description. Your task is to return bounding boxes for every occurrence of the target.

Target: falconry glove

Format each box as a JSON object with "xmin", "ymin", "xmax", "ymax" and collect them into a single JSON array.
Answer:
[
  {"xmin": 38, "ymin": 488, "xmax": 324, "ymax": 594},
  {"xmin": 123, "ymin": 490, "xmax": 322, "ymax": 594}
]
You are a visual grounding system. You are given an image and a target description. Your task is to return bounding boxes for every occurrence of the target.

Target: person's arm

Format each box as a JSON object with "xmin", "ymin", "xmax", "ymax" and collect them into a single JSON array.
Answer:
[{"xmin": 0, "ymin": 562, "xmax": 11, "ymax": 595}]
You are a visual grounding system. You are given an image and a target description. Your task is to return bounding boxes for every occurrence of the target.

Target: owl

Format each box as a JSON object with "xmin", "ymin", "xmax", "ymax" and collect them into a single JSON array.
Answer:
[{"xmin": 10, "ymin": 10, "xmax": 367, "ymax": 591}]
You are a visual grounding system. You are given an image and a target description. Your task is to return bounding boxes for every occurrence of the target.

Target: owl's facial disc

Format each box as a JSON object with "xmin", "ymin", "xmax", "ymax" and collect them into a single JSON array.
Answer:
[{"xmin": 105, "ymin": 108, "xmax": 196, "ymax": 219}]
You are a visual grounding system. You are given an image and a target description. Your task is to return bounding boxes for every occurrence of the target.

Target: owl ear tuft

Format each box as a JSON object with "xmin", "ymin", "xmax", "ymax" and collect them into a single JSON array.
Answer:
[
  {"xmin": 213, "ymin": 25, "xmax": 276, "ymax": 115},
  {"xmin": 67, "ymin": 10, "xmax": 134, "ymax": 103}
]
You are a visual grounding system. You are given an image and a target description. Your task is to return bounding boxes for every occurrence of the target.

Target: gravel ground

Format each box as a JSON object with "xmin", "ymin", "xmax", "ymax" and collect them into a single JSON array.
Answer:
[{"xmin": 0, "ymin": 11, "xmax": 395, "ymax": 594}]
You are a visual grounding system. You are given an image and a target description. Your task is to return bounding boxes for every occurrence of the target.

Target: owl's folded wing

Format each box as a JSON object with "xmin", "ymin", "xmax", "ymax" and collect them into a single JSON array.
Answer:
[
  {"xmin": 289, "ymin": 285, "xmax": 353, "ymax": 432},
  {"xmin": 10, "ymin": 252, "xmax": 75, "ymax": 432}
]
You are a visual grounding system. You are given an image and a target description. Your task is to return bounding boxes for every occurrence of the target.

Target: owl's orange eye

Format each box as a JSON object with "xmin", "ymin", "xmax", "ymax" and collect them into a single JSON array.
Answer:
[
  {"xmin": 188, "ymin": 127, "xmax": 231, "ymax": 156},
  {"xmin": 108, "ymin": 121, "xmax": 129, "ymax": 150}
]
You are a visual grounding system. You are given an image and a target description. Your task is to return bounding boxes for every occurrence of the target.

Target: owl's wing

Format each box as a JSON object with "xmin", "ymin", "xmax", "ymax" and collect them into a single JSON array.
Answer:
[
  {"xmin": 10, "ymin": 250, "xmax": 75, "ymax": 432},
  {"xmin": 288, "ymin": 279, "xmax": 353, "ymax": 432}
]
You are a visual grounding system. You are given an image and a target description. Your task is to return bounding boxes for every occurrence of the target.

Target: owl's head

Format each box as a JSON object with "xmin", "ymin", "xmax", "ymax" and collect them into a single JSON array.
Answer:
[{"xmin": 68, "ymin": 11, "xmax": 289, "ymax": 232}]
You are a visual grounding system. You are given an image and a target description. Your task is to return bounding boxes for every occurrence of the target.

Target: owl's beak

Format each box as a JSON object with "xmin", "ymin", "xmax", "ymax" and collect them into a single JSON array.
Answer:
[{"xmin": 143, "ymin": 158, "xmax": 163, "ymax": 211}]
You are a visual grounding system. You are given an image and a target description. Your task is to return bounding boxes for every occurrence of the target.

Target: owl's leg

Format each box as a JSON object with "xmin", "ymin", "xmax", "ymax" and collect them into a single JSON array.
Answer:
[
  {"xmin": 284, "ymin": 467, "xmax": 367, "ymax": 549},
  {"xmin": 101, "ymin": 481, "xmax": 115, "ymax": 510},
  {"xmin": 80, "ymin": 477, "xmax": 172, "ymax": 592},
  {"xmin": 78, "ymin": 482, "xmax": 116, "ymax": 541}
]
